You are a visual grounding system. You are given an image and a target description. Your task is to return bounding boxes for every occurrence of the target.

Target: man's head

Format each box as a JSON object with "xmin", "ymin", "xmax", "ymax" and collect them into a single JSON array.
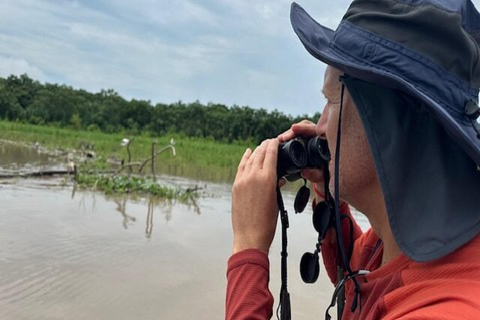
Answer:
[{"xmin": 291, "ymin": 0, "xmax": 480, "ymax": 261}]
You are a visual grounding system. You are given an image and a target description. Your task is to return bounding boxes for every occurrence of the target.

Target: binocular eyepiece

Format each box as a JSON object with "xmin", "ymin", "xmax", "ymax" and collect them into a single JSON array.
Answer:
[{"xmin": 277, "ymin": 136, "xmax": 330, "ymax": 181}]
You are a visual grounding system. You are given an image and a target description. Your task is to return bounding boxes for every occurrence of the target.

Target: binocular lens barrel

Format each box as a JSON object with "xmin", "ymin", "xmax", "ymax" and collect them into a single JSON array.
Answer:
[
  {"xmin": 278, "ymin": 140, "xmax": 307, "ymax": 175},
  {"xmin": 307, "ymin": 138, "xmax": 330, "ymax": 167},
  {"xmin": 277, "ymin": 137, "xmax": 330, "ymax": 180}
]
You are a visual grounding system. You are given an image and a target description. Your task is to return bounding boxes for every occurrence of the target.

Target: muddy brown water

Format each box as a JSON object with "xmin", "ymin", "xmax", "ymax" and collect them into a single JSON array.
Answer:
[
  {"xmin": 0, "ymin": 142, "xmax": 369, "ymax": 320},
  {"xmin": 0, "ymin": 141, "xmax": 60, "ymax": 174}
]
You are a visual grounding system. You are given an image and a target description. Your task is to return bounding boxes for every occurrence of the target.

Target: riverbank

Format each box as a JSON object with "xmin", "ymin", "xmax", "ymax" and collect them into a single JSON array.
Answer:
[{"xmin": 0, "ymin": 121, "xmax": 253, "ymax": 182}]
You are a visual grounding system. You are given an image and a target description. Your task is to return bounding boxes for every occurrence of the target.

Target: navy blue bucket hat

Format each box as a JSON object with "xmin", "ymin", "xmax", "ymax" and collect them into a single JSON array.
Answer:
[
  {"xmin": 291, "ymin": 0, "xmax": 480, "ymax": 262},
  {"xmin": 291, "ymin": 0, "xmax": 480, "ymax": 165}
]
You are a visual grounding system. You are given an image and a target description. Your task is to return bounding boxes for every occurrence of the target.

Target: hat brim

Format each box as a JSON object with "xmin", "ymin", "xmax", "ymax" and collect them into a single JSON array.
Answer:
[{"xmin": 290, "ymin": 2, "xmax": 480, "ymax": 167}]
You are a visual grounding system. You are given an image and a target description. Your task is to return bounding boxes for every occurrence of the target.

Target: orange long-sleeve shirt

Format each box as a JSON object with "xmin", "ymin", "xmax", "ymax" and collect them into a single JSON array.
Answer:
[{"xmin": 226, "ymin": 209, "xmax": 480, "ymax": 319}]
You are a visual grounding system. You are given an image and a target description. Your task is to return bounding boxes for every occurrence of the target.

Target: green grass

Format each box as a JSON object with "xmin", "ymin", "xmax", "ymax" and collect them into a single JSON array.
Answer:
[{"xmin": 0, "ymin": 121, "xmax": 253, "ymax": 182}]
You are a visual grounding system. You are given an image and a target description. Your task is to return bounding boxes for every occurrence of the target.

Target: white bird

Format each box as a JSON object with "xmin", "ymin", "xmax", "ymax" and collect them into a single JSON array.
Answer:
[
  {"xmin": 120, "ymin": 138, "xmax": 130, "ymax": 147},
  {"xmin": 66, "ymin": 161, "xmax": 76, "ymax": 174}
]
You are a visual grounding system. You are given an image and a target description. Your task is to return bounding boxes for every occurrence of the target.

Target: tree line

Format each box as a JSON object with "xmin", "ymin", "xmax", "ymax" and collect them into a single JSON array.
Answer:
[{"xmin": 0, "ymin": 74, "xmax": 320, "ymax": 143}]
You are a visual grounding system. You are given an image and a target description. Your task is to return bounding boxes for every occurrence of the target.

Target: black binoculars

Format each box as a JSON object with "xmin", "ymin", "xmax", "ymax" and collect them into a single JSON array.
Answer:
[{"xmin": 277, "ymin": 136, "xmax": 330, "ymax": 181}]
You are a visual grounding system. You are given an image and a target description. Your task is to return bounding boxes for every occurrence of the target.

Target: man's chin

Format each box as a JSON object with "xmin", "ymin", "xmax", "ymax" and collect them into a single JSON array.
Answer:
[
  {"xmin": 328, "ymin": 180, "xmax": 335, "ymax": 196},
  {"xmin": 328, "ymin": 180, "xmax": 347, "ymax": 204},
  {"xmin": 328, "ymin": 162, "xmax": 334, "ymax": 175}
]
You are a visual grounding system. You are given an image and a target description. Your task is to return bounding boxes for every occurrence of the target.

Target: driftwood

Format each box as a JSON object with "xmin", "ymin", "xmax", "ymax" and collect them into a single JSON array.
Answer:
[
  {"xmin": 0, "ymin": 168, "xmax": 118, "ymax": 179},
  {"xmin": 0, "ymin": 170, "xmax": 75, "ymax": 179},
  {"xmin": 138, "ymin": 144, "xmax": 176, "ymax": 174},
  {"xmin": 112, "ymin": 161, "xmax": 142, "ymax": 175}
]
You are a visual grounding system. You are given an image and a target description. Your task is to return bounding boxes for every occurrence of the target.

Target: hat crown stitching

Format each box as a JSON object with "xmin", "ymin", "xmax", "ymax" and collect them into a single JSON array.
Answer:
[
  {"xmin": 336, "ymin": 20, "xmax": 477, "ymax": 95},
  {"xmin": 392, "ymin": 0, "xmax": 461, "ymax": 13},
  {"xmin": 343, "ymin": 0, "xmax": 480, "ymax": 86},
  {"xmin": 330, "ymin": 21, "xmax": 477, "ymax": 125}
]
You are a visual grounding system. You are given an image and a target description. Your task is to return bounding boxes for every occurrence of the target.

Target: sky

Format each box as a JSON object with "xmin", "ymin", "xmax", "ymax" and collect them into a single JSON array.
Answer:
[{"xmin": 0, "ymin": 0, "xmax": 479, "ymax": 117}]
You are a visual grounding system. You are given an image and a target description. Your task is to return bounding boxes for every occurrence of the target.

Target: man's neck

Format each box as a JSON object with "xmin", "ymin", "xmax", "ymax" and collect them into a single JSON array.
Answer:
[
  {"xmin": 351, "ymin": 186, "xmax": 402, "ymax": 266},
  {"xmin": 368, "ymin": 199, "xmax": 402, "ymax": 266},
  {"xmin": 379, "ymin": 227, "xmax": 402, "ymax": 266}
]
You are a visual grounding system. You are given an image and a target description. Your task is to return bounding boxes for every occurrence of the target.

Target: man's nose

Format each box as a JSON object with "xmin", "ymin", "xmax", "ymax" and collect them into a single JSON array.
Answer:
[{"xmin": 315, "ymin": 109, "xmax": 327, "ymax": 139}]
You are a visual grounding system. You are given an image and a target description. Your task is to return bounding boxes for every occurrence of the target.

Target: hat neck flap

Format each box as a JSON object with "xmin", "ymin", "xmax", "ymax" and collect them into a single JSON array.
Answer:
[{"xmin": 342, "ymin": 75, "xmax": 480, "ymax": 262}]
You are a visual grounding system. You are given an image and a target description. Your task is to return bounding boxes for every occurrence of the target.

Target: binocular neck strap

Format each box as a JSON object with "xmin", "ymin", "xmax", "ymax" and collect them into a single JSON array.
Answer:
[
  {"xmin": 336, "ymin": 77, "xmax": 362, "ymax": 314},
  {"xmin": 276, "ymin": 184, "xmax": 291, "ymax": 320}
]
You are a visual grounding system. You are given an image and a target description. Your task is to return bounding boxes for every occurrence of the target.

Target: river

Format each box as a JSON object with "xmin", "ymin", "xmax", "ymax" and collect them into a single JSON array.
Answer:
[{"xmin": 0, "ymin": 141, "xmax": 370, "ymax": 320}]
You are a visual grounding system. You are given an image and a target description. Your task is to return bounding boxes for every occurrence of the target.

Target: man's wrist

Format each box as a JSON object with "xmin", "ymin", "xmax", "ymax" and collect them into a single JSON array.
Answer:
[{"xmin": 233, "ymin": 239, "xmax": 269, "ymax": 255}]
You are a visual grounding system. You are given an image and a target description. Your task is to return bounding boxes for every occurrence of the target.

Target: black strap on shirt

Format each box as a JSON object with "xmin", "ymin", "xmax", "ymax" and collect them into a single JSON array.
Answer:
[{"xmin": 276, "ymin": 184, "xmax": 291, "ymax": 320}]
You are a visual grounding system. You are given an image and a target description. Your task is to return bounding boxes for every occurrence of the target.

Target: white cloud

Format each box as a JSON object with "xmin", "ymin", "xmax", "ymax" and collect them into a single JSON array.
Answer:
[
  {"xmin": 96, "ymin": 0, "xmax": 221, "ymax": 28},
  {"xmin": 0, "ymin": 56, "xmax": 47, "ymax": 81}
]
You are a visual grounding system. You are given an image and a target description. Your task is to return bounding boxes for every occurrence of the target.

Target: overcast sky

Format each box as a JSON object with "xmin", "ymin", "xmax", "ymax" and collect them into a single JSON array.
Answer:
[{"xmin": 0, "ymin": 0, "xmax": 479, "ymax": 116}]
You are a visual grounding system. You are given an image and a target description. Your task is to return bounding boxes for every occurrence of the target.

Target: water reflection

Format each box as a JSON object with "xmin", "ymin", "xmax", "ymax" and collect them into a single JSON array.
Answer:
[
  {"xmin": 70, "ymin": 183, "xmax": 203, "ymax": 237},
  {"xmin": 113, "ymin": 197, "xmax": 137, "ymax": 229},
  {"xmin": 146, "ymin": 200, "xmax": 153, "ymax": 238}
]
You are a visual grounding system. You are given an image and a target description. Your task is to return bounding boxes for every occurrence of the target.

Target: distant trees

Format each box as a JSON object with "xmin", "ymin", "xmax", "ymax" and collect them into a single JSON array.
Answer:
[{"xmin": 0, "ymin": 74, "xmax": 320, "ymax": 143}]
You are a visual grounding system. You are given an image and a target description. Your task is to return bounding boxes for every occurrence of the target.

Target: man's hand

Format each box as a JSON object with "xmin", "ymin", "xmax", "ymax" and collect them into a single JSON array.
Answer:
[
  {"xmin": 231, "ymin": 139, "xmax": 279, "ymax": 255},
  {"xmin": 277, "ymin": 119, "xmax": 317, "ymax": 143},
  {"xmin": 277, "ymin": 120, "xmax": 326, "ymax": 200}
]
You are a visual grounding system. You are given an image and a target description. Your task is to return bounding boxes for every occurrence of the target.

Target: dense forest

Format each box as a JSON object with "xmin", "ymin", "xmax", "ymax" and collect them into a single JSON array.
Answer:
[{"xmin": 0, "ymin": 74, "xmax": 320, "ymax": 143}]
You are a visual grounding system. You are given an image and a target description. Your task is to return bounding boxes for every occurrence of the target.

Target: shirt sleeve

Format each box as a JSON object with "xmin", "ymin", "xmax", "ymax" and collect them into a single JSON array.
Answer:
[{"xmin": 226, "ymin": 249, "xmax": 274, "ymax": 320}]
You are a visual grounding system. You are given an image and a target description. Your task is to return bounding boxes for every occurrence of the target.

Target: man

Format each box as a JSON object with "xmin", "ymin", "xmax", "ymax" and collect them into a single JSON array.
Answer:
[{"xmin": 226, "ymin": 0, "xmax": 480, "ymax": 319}]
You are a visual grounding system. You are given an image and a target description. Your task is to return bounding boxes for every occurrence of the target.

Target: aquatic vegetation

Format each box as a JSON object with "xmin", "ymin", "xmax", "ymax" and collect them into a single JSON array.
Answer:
[
  {"xmin": 73, "ymin": 138, "xmax": 199, "ymax": 200},
  {"xmin": 75, "ymin": 173, "xmax": 199, "ymax": 201}
]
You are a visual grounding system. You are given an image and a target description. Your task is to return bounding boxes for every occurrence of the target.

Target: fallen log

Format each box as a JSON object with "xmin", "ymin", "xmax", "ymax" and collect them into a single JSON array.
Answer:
[
  {"xmin": 0, "ymin": 170, "xmax": 74, "ymax": 179},
  {"xmin": 0, "ymin": 169, "xmax": 116, "ymax": 179}
]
